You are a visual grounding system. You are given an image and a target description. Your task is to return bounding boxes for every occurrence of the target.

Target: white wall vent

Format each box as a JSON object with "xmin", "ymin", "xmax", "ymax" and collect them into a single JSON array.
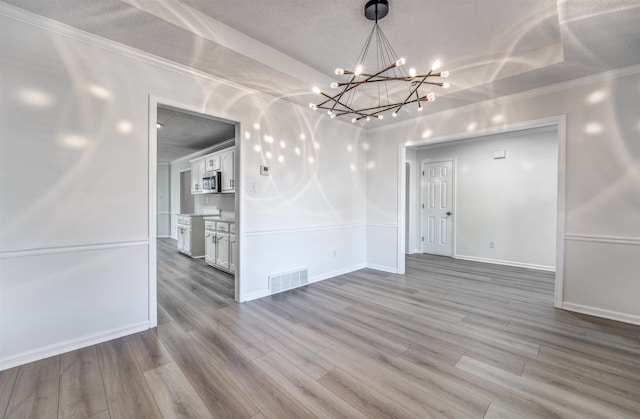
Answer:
[{"xmin": 269, "ymin": 268, "xmax": 309, "ymax": 294}]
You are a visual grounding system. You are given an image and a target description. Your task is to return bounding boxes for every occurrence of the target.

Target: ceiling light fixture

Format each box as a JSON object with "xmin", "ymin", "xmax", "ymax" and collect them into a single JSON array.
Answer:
[{"xmin": 310, "ymin": 0, "xmax": 450, "ymax": 122}]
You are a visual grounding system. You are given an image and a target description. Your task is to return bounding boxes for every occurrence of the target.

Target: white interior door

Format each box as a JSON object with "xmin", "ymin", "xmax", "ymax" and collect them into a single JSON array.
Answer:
[{"xmin": 421, "ymin": 160, "xmax": 454, "ymax": 256}]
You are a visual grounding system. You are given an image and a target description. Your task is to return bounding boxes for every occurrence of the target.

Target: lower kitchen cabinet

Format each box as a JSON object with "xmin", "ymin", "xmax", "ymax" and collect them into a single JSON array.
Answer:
[{"xmin": 203, "ymin": 218, "xmax": 236, "ymax": 275}]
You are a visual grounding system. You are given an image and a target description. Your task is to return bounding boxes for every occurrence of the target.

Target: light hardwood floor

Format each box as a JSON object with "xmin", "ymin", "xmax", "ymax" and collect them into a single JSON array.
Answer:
[{"xmin": 2, "ymin": 238, "xmax": 639, "ymax": 418}]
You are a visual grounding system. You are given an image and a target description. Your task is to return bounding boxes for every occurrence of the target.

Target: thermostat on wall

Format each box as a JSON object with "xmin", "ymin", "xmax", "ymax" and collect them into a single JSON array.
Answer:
[{"xmin": 260, "ymin": 165, "xmax": 270, "ymax": 176}]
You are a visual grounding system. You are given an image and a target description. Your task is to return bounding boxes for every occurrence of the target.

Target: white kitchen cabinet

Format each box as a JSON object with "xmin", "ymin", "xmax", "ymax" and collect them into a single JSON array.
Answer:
[
  {"xmin": 220, "ymin": 150, "xmax": 235, "ymax": 193},
  {"xmin": 190, "ymin": 158, "xmax": 206, "ymax": 194},
  {"xmin": 204, "ymin": 230, "xmax": 216, "ymax": 265},
  {"xmin": 205, "ymin": 154, "xmax": 220, "ymax": 172},
  {"xmin": 216, "ymin": 232, "xmax": 230, "ymax": 269},
  {"xmin": 229, "ymin": 233, "xmax": 237, "ymax": 273},
  {"xmin": 203, "ymin": 219, "xmax": 235, "ymax": 274},
  {"xmin": 177, "ymin": 215, "xmax": 205, "ymax": 257}
]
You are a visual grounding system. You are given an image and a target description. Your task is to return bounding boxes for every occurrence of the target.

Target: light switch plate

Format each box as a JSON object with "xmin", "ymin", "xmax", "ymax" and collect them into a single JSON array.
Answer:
[
  {"xmin": 260, "ymin": 165, "xmax": 270, "ymax": 176},
  {"xmin": 493, "ymin": 150, "xmax": 506, "ymax": 159}
]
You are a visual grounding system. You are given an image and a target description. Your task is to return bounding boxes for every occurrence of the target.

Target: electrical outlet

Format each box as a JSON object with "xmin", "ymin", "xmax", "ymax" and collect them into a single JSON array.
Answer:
[{"xmin": 489, "ymin": 241, "xmax": 495, "ymax": 248}]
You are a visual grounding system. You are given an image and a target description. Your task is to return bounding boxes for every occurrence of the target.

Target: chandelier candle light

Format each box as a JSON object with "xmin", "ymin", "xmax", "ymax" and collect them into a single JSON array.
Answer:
[{"xmin": 310, "ymin": 0, "xmax": 450, "ymax": 122}]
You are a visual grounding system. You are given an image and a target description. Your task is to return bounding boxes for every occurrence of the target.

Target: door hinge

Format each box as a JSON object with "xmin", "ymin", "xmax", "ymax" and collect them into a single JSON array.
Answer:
[
  {"xmin": 422, "ymin": 171, "xmax": 425, "ymax": 176},
  {"xmin": 422, "ymin": 203, "xmax": 424, "ymax": 209},
  {"xmin": 421, "ymin": 236, "xmax": 424, "ymax": 242}
]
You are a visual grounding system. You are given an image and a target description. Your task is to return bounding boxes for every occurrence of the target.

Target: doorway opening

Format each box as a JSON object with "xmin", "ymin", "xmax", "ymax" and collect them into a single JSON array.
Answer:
[
  {"xmin": 397, "ymin": 116, "xmax": 566, "ymax": 307},
  {"xmin": 148, "ymin": 96, "xmax": 242, "ymax": 327}
]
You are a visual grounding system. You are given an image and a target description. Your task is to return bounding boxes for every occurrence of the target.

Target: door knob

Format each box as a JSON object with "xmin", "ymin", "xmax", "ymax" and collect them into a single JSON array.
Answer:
[{"xmin": 446, "ymin": 211, "xmax": 452, "ymax": 216}]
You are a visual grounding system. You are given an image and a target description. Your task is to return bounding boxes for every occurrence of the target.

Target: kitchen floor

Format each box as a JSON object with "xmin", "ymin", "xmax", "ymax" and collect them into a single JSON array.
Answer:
[{"xmin": 2, "ymin": 244, "xmax": 639, "ymax": 418}]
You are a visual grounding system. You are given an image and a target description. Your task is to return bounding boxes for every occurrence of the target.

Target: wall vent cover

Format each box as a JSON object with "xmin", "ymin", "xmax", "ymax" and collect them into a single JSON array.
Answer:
[{"xmin": 269, "ymin": 268, "xmax": 309, "ymax": 294}]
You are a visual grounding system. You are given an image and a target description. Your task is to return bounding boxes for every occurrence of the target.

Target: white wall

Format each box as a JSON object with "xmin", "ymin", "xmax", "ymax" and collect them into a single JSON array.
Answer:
[
  {"xmin": 0, "ymin": 7, "xmax": 366, "ymax": 369},
  {"xmin": 413, "ymin": 127, "xmax": 558, "ymax": 270},
  {"xmin": 366, "ymin": 67, "xmax": 640, "ymax": 324},
  {"xmin": 157, "ymin": 163, "xmax": 171, "ymax": 237}
]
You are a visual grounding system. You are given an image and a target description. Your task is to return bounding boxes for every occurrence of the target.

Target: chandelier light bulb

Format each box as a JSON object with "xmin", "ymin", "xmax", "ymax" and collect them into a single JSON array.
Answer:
[
  {"xmin": 431, "ymin": 60, "xmax": 441, "ymax": 71},
  {"xmin": 354, "ymin": 65, "xmax": 363, "ymax": 76},
  {"xmin": 409, "ymin": 68, "xmax": 416, "ymax": 77},
  {"xmin": 378, "ymin": 115, "xmax": 384, "ymax": 120},
  {"xmin": 392, "ymin": 111, "xmax": 398, "ymax": 117},
  {"xmin": 330, "ymin": 82, "xmax": 339, "ymax": 89},
  {"xmin": 335, "ymin": 68, "xmax": 345, "ymax": 75},
  {"xmin": 352, "ymin": 118, "xmax": 357, "ymax": 123},
  {"xmin": 442, "ymin": 82, "xmax": 450, "ymax": 89},
  {"xmin": 418, "ymin": 104, "xmax": 423, "ymax": 111},
  {"xmin": 312, "ymin": 86, "xmax": 321, "ymax": 94},
  {"xmin": 427, "ymin": 92, "xmax": 436, "ymax": 101},
  {"xmin": 395, "ymin": 57, "xmax": 406, "ymax": 67},
  {"xmin": 365, "ymin": 115, "xmax": 371, "ymax": 121},
  {"xmin": 330, "ymin": 112, "xmax": 337, "ymax": 119},
  {"xmin": 327, "ymin": 110, "xmax": 333, "ymax": 115},
  {"xmin": 309, "ymin": 103, "xmax": 317, "ymax": 110},
  {"xmin": 440, "ymin": 70, "xmax": 449, "ymax": 78}
]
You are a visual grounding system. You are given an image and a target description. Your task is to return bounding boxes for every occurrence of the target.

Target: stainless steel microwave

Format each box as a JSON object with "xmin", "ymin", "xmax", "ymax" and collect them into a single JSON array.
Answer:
[{"xmin": 202, "ymin": 171, "xmax": 221, "ymax": 193}]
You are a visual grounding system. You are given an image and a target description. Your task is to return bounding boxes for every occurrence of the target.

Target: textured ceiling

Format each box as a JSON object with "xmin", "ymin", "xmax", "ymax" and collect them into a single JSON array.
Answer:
[
  {"xmin": 4, "ymin": 0, "xmax": 640, "ymax": 126},
  {"xmin": 156, "ymin": 106, "xmax": 235, "ymax": 162}
]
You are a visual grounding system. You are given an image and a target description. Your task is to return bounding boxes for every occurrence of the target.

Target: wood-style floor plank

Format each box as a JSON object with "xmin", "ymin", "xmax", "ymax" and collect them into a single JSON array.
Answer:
[
  {"xmin": 0, "ymin": 367, "xmax": 18, "ymax": 418},
  {"xmin": 3, "ymin": 242, "xmax": 639, "ymax": 418},
  {"xmin": 143, "ymin": 362, "xmax": 214, "ymax": 419},
  {"xmin": 4, "ymin": 357, "xmax": 60, "ymax": 419},
  {"xmin": 97, "ymin": 338, "xmax": 162, "ymax": 419},
  {"xmin": 58, "ymin": 346, "xmax": 108, "ymax": 419}
]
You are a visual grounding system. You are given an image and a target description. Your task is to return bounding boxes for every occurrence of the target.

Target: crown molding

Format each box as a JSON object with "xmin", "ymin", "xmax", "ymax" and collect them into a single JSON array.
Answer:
[{"xmin": 368, "ymin": 64, "xmax": 640, "ymax": 133}]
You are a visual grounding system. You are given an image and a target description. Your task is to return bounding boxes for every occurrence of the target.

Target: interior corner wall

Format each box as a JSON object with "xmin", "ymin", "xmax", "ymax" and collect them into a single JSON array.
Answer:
[
  {"xmin": 0, "ymin": 8, "xmax": 367, "ymax": 369},
  {"xmin": 414, "ymin": 127, "xmax": 558, "ymax": 270},
  {"xmin": 365, "ymin": 69, "xmax": 640, "ymax": 324}
]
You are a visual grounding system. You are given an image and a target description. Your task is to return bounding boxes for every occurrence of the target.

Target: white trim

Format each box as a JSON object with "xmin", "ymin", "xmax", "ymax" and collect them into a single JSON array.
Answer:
[
  {"xmin": 455, "ymin": 254, "xmax": 555, "ymax": 272},
  {"xmin": 157, "ymin": 211, "xmax": 172, "ymax": 215},
  {"xmin": 0, "ymin": 321, "xmax": 149, "ymax": 371},
  {"xmin": 148, "ymin": 96, "xmax": 158, "ymax": 328},
  {"xmin": 240, "ymin": 263, "xmax": 367, "ymax": 302},
  {"xmin": 369, "ymin": 65, "xmax": 640, "ymax": 133},
  {"xmin": 245, "ymin": 222, "xmax": 366, "ymax": 236},
  {"xmin": 366, "ymin": 223, "xmax": 398, "ymax": 229},
  {"xmin": 396, "ymin": 115, "xmax": 566, "ymax": 309},
  {"xmin": 365, "ymin": 263, "xmax": 399, "ymax": 274},
  {"xmin": 0, "ymin": 240, "xmax": 149, "ymax": 259},
  {"xmin": 157, "ymin": 235, "xmax": 171, "ymax": 239},
  {"xmin": 561, "ymin": 302, "xmax": 640, "ymax": 326},
  {"xmin": 564, "ymin": 234, "xmax": 640, "ymax": 246},
  {"xmin": 309, "ymin": 263, "xmax": 367, "ymax": 284}
]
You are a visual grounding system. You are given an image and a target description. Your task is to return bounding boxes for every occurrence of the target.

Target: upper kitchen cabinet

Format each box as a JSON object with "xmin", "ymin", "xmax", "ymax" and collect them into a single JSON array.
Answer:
[
  {"xmin": 205, "ymin": 154, "xmax": 220, "ymax": 172},
  {"xmin": 190, "ymin": 158, "xmax": 206, "ymax": 194},
  {"xmin": 220, "ymin": 149, "xmax": 235, "ymax": 193},
  {"xmin": 190, "ymin": 146, "xmax": 235, "ymax": 194}
]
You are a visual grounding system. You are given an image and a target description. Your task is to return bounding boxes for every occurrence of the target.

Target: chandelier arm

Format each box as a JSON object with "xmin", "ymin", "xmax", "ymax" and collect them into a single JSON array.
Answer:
[
  {"xmin": 318, "ymin": 93, "xmax": 367, "ymax": 117},
  {"xmin": 394, "ymin": 71, "xmax": 432, "ymax": 114}
]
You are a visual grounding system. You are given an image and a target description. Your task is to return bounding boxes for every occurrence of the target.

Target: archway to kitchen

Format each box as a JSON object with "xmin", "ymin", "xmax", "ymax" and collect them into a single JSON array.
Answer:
[{"xmin": 148, "ymin": 95, "xmax": 241, "ymax": 328}]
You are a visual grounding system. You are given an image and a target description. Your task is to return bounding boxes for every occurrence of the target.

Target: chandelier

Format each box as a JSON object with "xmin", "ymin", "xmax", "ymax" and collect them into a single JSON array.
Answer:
[{"xmin": 310, "ymin": 0, "xmax": 450, "ymax": 123}]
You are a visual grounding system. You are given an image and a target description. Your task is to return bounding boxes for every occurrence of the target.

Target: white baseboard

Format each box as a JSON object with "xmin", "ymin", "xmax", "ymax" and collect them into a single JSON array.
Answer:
[
  {"xmin": 455, "ymin": 254, "xmax": 555, "ymax": 272},
  {"xmin": 0, "ymin": 321, "xmax": 149, "ymax": 371},
  {"xmin": 561, "ymin": 302, "xmax": 640, "ymax": 326},
  {"xmin": 309, "ymin": 263, "xmax": 366, "ymax": 284},
  {"xmin": 241, "ymin": 263, "xmax": 366, "ymax": 303},
  {"xmin": 366, "ymin": 263, "xmax": 399, "ymax": 274}
]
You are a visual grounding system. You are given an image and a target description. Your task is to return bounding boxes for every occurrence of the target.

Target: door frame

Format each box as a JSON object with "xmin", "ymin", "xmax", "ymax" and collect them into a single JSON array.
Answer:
[
  {"xmin": 397, "ymin": 115, "xmax": 566, "ymax": 308},
  {"xmin": 148, "ymin": 94, "xmax": 243, "ymax": 328},
  {"xmin": 420, "ymin": 159, "xmax": 456, "ymax": 257}
]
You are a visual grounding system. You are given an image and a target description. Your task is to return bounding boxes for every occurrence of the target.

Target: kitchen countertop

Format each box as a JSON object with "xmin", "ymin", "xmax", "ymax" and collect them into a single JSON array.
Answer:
[{"xmin": 203, "ymin": 216, "xmax": 235, "ymax": 223}]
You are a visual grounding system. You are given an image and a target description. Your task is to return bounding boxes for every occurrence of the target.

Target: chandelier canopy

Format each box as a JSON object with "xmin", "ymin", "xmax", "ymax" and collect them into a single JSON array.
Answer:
[{"xmin": 310, "ymin": 0, "xmax": 450, "ymax": 123}]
